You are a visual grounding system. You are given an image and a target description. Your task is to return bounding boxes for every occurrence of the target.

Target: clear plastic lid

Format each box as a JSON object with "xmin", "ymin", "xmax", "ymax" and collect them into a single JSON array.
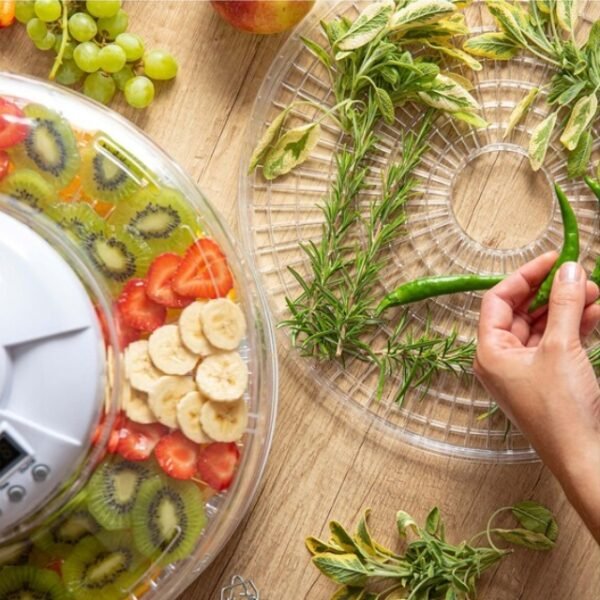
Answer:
[{"xmin": 0, "ymin": 72, "xmax": 277, "ymax": 599}]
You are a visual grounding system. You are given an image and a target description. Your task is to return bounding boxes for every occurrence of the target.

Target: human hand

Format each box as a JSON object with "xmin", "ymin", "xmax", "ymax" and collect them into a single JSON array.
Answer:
[{"xmin": 475, "ymin": 252, "xmax": 600, "ymax": 540}]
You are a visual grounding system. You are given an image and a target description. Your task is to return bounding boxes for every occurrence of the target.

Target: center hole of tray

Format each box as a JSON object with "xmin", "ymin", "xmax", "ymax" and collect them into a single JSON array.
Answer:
[{"xmin": 450, "ymin": 145, "xmax": 553, "ymax": 250}]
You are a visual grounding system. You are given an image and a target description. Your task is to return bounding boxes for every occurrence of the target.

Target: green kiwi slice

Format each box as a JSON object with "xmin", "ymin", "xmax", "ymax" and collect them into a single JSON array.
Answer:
[
  {"xmin": 80, "ymin": 137, "xmax": 140, "ymax": 203},
  {"xmin": 0, "ymin": 566, "xmax": 67, "ymax": 600},
  {"xmin": 0, "ymin": 169, "xmax": 57, "ymax": 213},
  {"xmin": 9, "ymin": 104, "xmax": 80, "ymax": 188},
  {"xmin": 62, "ymin": 532, "xmax": 149, "ymax": 600},
  {"xmin": 132, "ymin": 476, "xmax": 206, "ymax": 565},
  {"xmin": 0, "ymin": 541, "xmax": 32, "ymax": 567},
  {"xmin": 46, "ymin": 202, "xmax": 105, "ymax": 241},
  {"xmin": 88, "ymin": 458, "xmax": 155, "ymax": 530},
  {"xmin": 33, "ymin": 509, "xmax": 99, "ymax": 558},
  {"xmin": 108, "ymin": 186, "xmax": 200, "ymax": 257}
]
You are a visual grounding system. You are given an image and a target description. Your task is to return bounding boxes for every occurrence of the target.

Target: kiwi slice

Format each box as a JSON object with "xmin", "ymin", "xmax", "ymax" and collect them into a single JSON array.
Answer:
[
  {"xmin": 9, "ymin": 104, "xmax": 80, "ymax": 188},
  {"xmin": 46, "ymin": 202, "xmax": 105, "ymax": 242},
  {"xmin": 62, "ymin": 532, "xmax": 149, "ymax": 600},
  {"xmin": 80, "ymin": 137, "xmax": 140, "ymax": 203},
  {"xmin": 108, "ymin": 186, "xmax": 199, "ymax": 257},
  {"xmin": 81, "ymin": 223, "xmax": 152, "ymax": 297},
  {"xmin": 132, "ymin": 476, "xmax": 206, "ymax": 565},
  {"xmin": 0, "ymin": 541, "xmax": 31, "ymax": 567},
  {"xmin": 0, "ymin": 566, "xmax": 67, "ymax": 600},
  {"xmin": 88, "ymin": 458, "xmax": 155, "ymax": 530},
  {"xmin": 33, "ymin": 509, "xmax": 99, "ymax": 558},
  {"xmin": 0, "ymin": 169, "xmax": 57, "ymax": 213}
]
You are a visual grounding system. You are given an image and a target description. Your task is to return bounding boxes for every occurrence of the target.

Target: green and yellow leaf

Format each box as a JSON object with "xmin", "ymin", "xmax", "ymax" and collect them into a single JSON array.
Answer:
[
  {"xmin": 312, "ymin": 553, "xmax": 369, "ymax": 586},
  {"xmin": 528, "ymin": 111, "xmax": 557, "ymax": 170},
  {"xmin": 567, "ymin": 130, "xmax": 593, "ymax": 178},
  {"xmin": 463, "ymin": 32, "xmax": 520, "ymax": 60},
  {"xmin": 486, "ymin": 0, "xmax": 527, "ymax": 44},
  {"xmin": 495, "ymin": 528, "xmax": 555, "ymax": 550},
  {"xmin": 330, "ymin": 586, "xmax": 368, "ymax": 600},
  {"xmin": 248, "ymin": 108, "xmax": 289, "ymax": 174},
  {"xmin": 560, "ymin": 93, "xmax": 598, "ymax": 151},
  {"xmin": 330, "ymin": 520, "xmax": 364, "ymax": 555},
  {"xmin": 306, "ymin": 536, "xmax": 348, "ymax": 556},
  {"xmin": 429, "ymin": 43, "xmax": 482, "ymax": 70},
  {"xmin": 445, "ymin": 72, "xmax": 475, "ymax": 91},
  {"xmin": 302, "ymin": 36, "xmax": 332, "ymax": 69},
  {"xmin": 504, "ymin": 87, "xmax": 539, "ymax": 138},
  {"xmin": 374, "ymin": 86, "xmax": 395, "ymax": 124},
  {"xmin": 396, "ymin": 510, "xmax": 419, "ymax": 537},
  {"xmin": 453, "ymin": 111, "xmax": 489, "ymax": 128},
  {"xmin": 555, "ymin": 0, "xmax": 578, "ymax": 33},
  {"xmin": 262, "ymin": 123, "xmax": 321, "ymax": 180},
  {"xmin": 336, "ymin": 0, "xmax": 394, "ymax": 51},
  {"xmin": 418, "ymin": 74, "xmax": 480, "ymax": 113},
  {"xmin": 390, "ymin": 0, "xmax": 456, "ymax": 33},
  {"xmin": 536, "ymin": 0, "xmax": 553, "ymax": 14},
  {"xmin": 511, "ymin": 501, "xmax": 559, "ymax": 542}
]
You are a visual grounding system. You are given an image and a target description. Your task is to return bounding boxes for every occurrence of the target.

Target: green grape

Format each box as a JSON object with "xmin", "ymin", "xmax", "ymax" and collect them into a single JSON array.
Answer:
[
  {"xmin": 86, "ymin": 0, "xmax": 121, "ymax": 18},
  {"xmin": 124, "ymin": 76, "xmax": 154, "ymax": 109},
  {"xmin": 68, "ymin": 12, "xmax": 98, "ymax": 42},
  {"xmin": 15, "ymin": 1, "xmax": 36, "ymax": 23},
  {"xmin": 83, "ymin": 72, "xmax": 117, "ymax": 104},
  {"xmin": 73, "ymin": 41, "xmax": 101, "ymax": 73},
  {"xmin": 53, "ymin": 34, "xmax": 76, "ymax": 59},
  {"xmin": 55, "ymin": 60, "xmax": 85, "ymax": 85},
  {"xmin": 143, "ymin": 49, "xmax": 179, "ymax": 81},
  {"xmin": 112, "ymin": 64, "xmax": 134, "ymax": 91},
  {"xmin": 97, "ymin": 9, "xmax": 128, "ymax": 39},
  {"xmin": 34, "ymin": 0, "xmax": 61, "ymax": 22},
  {"xmin": 26, "ymin": 17, "xmax": 47, "ymax": 41},
  {"xmin": 115, "ymin": 32, "xmax": 144, "ymax": 62},
  {"xmin": 98, "ymin": 43, "xmax": 126, "ymax": 73},
  {"xmin": 34, "ymin": 31, "xmax": 56, "ymax": 50}
]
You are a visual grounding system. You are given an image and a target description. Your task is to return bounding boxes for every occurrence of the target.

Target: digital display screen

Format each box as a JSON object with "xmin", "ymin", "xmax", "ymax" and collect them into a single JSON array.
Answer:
[{"xmin": 0, "ymin": 433, "xmax": 26, "ymax": 478}]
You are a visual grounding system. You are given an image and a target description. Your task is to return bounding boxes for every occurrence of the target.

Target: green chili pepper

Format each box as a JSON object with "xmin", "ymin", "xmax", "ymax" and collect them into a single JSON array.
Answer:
[
  {"xmin": 584, "ymin": 175, "xmax": 600, "ymax": 202},
  {"xmin": 528, "ymin": 183, "xmax": 579, "ymax": 312},
  {"xmin": 376, "ymin": 273, "xmax": 504, "ymax": 313}
]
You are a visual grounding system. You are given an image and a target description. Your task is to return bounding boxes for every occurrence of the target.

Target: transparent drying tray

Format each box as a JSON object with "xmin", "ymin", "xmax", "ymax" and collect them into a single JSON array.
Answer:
[
  {"xmin": 0, "ymin": 72, "xmax": 277, "ymax": 599},
  {"xmin": 240, "ymin": 0, "xmax": 600, "ymax": 462}
]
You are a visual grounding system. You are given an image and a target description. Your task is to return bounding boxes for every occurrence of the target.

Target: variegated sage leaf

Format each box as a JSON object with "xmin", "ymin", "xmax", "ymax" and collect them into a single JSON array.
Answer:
[
  {"xmin": 354, "ymin": 510, "xmax": 378, "ymax": 557},
  {"xmin": 536, "ymin": 0, "xmax": 553, "ymax": 14},
  {"xmin": 453, "ymin": 111, "xmax": 489, "ymax": 128},
  {"xmin": 504, "ymin": 87, "xmax": 539, "ymax": 138},
  {"xmin": 262, "ymin": 123, "xmax": 321, "ymax": 180},
  {"xmin": 374, "ymin": 87, "xmax": 395, "ymax": 124},
  {"xmin": 335, "ymin": 0, "xmax": 394, "ymax": 51},
  {"xmin": 486, "ymin": 1, "xmax": 527, "ymax": 44},
  {"xmin": 587, "ymin": 20, "xmax": 600, "ymax": 50},
  {"xmin": 528, "ymin": 111, "xmax": 557, "ymax": 170},
  {"xmin": 556, "ymin": 81, "xmax": 586, "ymax": 106},
  {"xmin": 560, "ymin": 93, "xmax": 598, "ymax": 151},
  {"xmin": 306, "ymin": 536, "xmax": 348, "ymax": 556},
  {"xmin": 429, "ymin": 44, "xmax": 482, "ymax": 70},
  {"xmin": 511, "ymin": 501, "xmax": 559, "ymax": 542},
  {"xmin": 396, "ymin": 510, "xmax": 419, "ymax": 537},
  {"xmin": 302, "ymin": 36, "xmax": 332, "ymax": 69},
  {"xmin": 330, "ymin": 586, "xmax": 368, "ymax": 600},
  {"xmin": 418, "ymin": 74, "xmax": 480, "ymax": 113},
  {"xmin": 248, "ymin": 108, "xmax": 289, "ymax": 173},
  {"xmin": 567, "ymin": 130, "xmax": 593, "ymax": 178},
  {"xmin": 390, "ymin": 0, "xmax": 456, "ymax": 32},
  {"xmin": 463, "ymin": 32, "xmax": 520, "ymax": 60},
  {"xmin": 312, "ymin": 552, "xmax": 369, "ymax": 586},
  {"xmin": 556, "ymin": 0, "xmax": 578, "ymax": 33},
  {"xmin": 495, "ymin": 528, "xmax": 555, "ymax": 550},
  {"xmin": 425, "ymin": 507, "xmax": 442, "ymax": 535},
  {"xmin": 330, "ymin": 520, "xmax": 365, "ymax": 555},
  {"xmin": 445, "ymin": 72, "xmax": 474, "ymax": 91}
]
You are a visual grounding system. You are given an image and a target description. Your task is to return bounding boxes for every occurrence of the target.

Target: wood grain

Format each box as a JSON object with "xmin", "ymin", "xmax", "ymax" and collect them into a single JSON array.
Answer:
[{"xmin": 1, "ymin": 2, "xmax": 599, "ymax": 599}]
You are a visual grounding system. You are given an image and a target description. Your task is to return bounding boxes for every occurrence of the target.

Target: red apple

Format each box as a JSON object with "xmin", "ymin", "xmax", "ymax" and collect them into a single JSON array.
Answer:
[{"xmin": 211, "ymin": 0, "xmax": 314, "ymax": 34}]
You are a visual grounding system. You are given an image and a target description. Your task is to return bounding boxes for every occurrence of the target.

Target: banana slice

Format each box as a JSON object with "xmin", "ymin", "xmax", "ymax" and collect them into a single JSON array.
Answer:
[
  {"xmin": 200, "ymin": 398, "xmax": 248, "ymax": 442},
  {"xmin": 179, "ymin": 301, "xmax": 215, "ymax": 356},
  {"xmin": 124, "ymin": 340, "xmax": 163, "ymax": 392},
  {"xmin": 200, "ymin": 298, "xmax": 246, "ymax": 351},
  {"xmin": 176, "ymin": 391, "xmax": 212, "ymax": 443},
  {"xmin": 148, "ymin": 325, "xmax": 199, "ymax": 375},
  {"xmin": 124, "ymin": 382, "xmax": 156, "ymax": 424},
  {"xmin": 148, "ymin": 376, "xmax": 196, "ymax": 428},
  {"xmin": 195, "ymin": 351, "xmax": 248, "ymax": 402}
]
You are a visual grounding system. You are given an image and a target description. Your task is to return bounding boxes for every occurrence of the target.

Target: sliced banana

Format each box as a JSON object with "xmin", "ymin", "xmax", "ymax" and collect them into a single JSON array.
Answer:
[
  {"xmin": 124, "ymin": 382, "xmax": 156, "ymax": 424},
  {"xmin": 201, "ymin": 298, "xmax": 246, "ymax": 351},
  {"xmin": 195, "ymin": 351, "xmax": 248, "ymax": 402},
  {"xmin": 124, "ymin": 340, "xmax": 163, "ymax": 392},
  {"xmin": 200, "ymin": 398, "xmax": 248, "ymax": 442},
  {"xmin": 176, "ymin": 391, "xmax": 212, "ymax": 443},
  {"xmin": 148, "ymin": 325, "xmax": 199, "ymax": 375},
  {"xmin": 179, "ymin": 301, "xmax": 215, "ymax": 356},
  {"xmin": 148, "ymin": 376, "xmax": 196, "ymax": 428}
]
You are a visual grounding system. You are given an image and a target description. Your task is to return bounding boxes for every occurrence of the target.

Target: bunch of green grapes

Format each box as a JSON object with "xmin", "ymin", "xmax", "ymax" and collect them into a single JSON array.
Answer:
[{"xmin": 15, "ymin": 0, "xmax": 179, "ymax": 108}]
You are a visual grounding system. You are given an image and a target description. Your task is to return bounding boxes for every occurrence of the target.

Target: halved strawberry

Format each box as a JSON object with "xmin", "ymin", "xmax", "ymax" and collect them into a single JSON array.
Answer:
[
  {"xmin": 172, "ymin": 239, "xmax": 234, "ymax": 299},
  {"xmin": 146, "ymin": 253, "xmax": 193, "ymax": 308},
  {"xmin": 196, "ymin": 442, "xmax": 240, "ymax": 492},
  {"xmin": 95, "ymin": 303, "xmax": 140, "ymax": 350},
  {"xmin": 154, "ymin": 431, "xmax": 199, "ymax": 480},
  {"xmin": 0, "ymin": 150, "xmax": 9, "ymax": 180},
  {"xmin": 116, "ymin": 278, "xmax": 166, "ymax": 333},
  {"xmin": 0, "ymin": 97, "xmax": 27, "ymax": 148},
  {"xmin": 117, "ymin": 420, "xmax": 168, "ymax": 462}
]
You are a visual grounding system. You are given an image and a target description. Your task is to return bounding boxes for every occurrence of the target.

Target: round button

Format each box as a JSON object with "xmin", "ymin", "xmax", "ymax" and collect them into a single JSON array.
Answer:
[
  {"xmin": 31, "ymin": 464, "xmax": 50, "ymax": 482},
  {"xmin": 7, "ymin": 485, "xmax": 25, "ymax": 503}
]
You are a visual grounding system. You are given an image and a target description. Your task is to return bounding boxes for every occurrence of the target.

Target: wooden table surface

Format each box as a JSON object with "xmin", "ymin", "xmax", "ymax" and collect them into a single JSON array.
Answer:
[{"xmin": 2, "ymin": 2, "xmax": 600, "ymax": 598}]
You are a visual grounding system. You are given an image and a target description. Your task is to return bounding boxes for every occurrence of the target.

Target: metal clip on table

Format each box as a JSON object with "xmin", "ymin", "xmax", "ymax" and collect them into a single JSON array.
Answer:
[{"xmin": 220, "ymin": 575, "xmax": 259, "ymax": 599}]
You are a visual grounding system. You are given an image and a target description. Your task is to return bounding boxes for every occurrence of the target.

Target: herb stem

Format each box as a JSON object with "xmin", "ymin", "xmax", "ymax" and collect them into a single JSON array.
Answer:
[{"xmin": 49, "ymin": 0, "xmax": 70, "ymax": 80}]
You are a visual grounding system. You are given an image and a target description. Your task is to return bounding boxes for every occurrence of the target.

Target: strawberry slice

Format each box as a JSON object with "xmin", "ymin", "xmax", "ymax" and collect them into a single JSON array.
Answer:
[
  {"xmin": 0, "ymin": 98, "xmax": 27, "ymax": 149},
  {"xmin": 117, "ymin": 420, "xmax": 168, "ymax": 462},
  {"xmin": 146, "ymin": 253, "xmax": 193, "ymax": 308},
  {"xmin": 116, "ymin": 278, "xmax": 166, "ymax": 333},
  {"xmin": 154, "ymin": 431, "xmax": 199, "ymax": 480},
  {"xmin": 196, "ymin": 442, "xmax": 240, "ymax": 491},
  {"xmin": 91, "ymin": 412, "xmax": 124, "ymax": 454},
  {"xmin": 95, "ymin": 303, "xmax": 140, "ymax": 350},
  {"xmin": 172, "ymin": 239, "xmax": 234, "ymax": 299},
  {"xmin": 0, "ymin": 150, "xmax": 9, "ymax": 180}
]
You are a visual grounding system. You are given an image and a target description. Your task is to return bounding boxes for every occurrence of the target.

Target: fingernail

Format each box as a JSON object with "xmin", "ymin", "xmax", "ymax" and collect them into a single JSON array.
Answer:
[{"xmin": 559, "ymin": 262, "xmax": 582, "ymax": 282}]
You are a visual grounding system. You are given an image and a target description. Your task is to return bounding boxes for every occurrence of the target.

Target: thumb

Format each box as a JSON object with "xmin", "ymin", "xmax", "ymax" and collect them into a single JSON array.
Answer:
[{"xmin": 543, "ymin": 262, "xmax": 586, "ymax": 345}]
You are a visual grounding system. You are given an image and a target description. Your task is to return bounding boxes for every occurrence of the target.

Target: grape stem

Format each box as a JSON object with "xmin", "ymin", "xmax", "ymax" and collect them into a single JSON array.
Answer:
[{"xmin": 49, "ymin": 0, "xmax": 70, "ymax": 81}]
